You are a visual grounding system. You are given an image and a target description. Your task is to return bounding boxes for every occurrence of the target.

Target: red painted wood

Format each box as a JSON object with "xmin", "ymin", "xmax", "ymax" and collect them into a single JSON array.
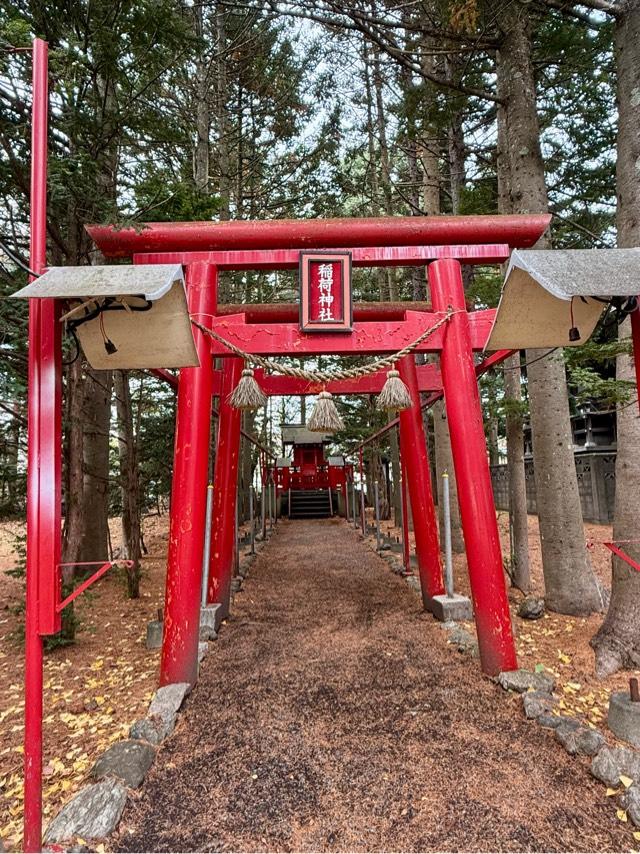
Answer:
[
  {"xmin": 88, "ymin": 214, "xmax": 550, "ymax": 257},
  {"xmin": 354, "ymin": 349, "xmax": 514, "ymax": 450},
  {"xmin": 25, "ymin": 40, "xmax": 57, "ymax": 854},
  {"xmin": 244, "ymin": 365, "xmax": 442, "ymax": 396},
  {"xmin": 604, "ymin": 543, "xmax": 640, "ymax": 573},
  {"xmin": 150, "ymin": 368, "xmax": 178, "ymax": 388},
  {"xmin": 631, "ymin": 306, "xmax": 640, "ymax": 416},
  {"xmin": 430, "ymin": 258, "xmax": 517, "ymax": 677},
  {"xmin": 207, "ymin": 358, "xmax": 243, "ymax": 618},
  {"xmin": 398, "ymin": 355, "xmax": 444, "ymax": 603},
  {"xmin": 202, "ymin": 310, "xmax": 495, "ymax": 357},
  {"xmin": 160, "ymin": 263, "xmax": 216, "ymax": 687},
  {"xmin": 133, "ymin": 243, "xmax": 512, "ymax": 269},
  {"xmin": 216, "ymin": 302, "xmax": 433, "ymax": 323}
]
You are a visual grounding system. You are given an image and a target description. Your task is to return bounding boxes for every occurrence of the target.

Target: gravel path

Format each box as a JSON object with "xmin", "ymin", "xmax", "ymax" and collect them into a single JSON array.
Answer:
[{"xmin": 116, "ymin": 519, "xmax": 630, "ymax": 852}]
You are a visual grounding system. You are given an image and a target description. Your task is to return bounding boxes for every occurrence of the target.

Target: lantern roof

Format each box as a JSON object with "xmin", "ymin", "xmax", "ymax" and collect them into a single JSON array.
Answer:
[
  {"xmin": 281, "ymin": 424, "xmax": 332, "ymax": 445},
  {"xmin": 486, "ymin": 248, "xmax": 640, "ymax": 350},
  {"xmin": 12, "ymin": 264, "xmax": 198, "ymax": 370}
]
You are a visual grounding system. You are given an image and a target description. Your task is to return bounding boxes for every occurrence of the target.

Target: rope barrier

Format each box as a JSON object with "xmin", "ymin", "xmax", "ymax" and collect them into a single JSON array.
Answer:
[{"xmin": 190, "ymin": 307, "xmax": 457, "ymax": 383}]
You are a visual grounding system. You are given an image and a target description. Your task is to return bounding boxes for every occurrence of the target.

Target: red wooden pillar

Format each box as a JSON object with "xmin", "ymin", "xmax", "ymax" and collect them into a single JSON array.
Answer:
[
  {"xmin": 207, "ymin": 357, "xmax": 243, "ymax": 618},
  {"xmin": 24, "ymin": 38, "xmax": 62, "ymax": 854},
  {"xmin": 631, "ymin": 306, "xmax": 640, "ymax": 416},
  {"xmin": 429, "ymin": 257, "xmax": 517, "ymax": 676},
  {"xmin": 397, "ymin": 355, "xmax": 444, "ymax": 604},
  {"xmin": 160, "ymin": 262, "xmax": 217, "ymax": 687}
]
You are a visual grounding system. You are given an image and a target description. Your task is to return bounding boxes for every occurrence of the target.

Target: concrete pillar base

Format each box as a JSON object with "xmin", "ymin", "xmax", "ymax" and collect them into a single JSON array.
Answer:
[
  {"xmin": 429, "ymin": 593, "xmax": 473, "ymax": 623},
  {"xmin": 200, "ymin": 604, "xmax": 222, "ymax": 640},
  {"xmin": 608, "ymin": 692, "xmax": 640, "ymax": 747}
]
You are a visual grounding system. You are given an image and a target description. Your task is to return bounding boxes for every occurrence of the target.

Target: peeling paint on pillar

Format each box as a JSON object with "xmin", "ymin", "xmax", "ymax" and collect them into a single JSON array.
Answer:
[
  {"xmin": 429, "ymin": 258, "xmax": 517, "ymax": 677},
  {"xmin": 397, "ymin": 355, "xmax": 445, "ymax": 604},
  {"xmin": 160, "ymin": 263, "xmax": 217, "ymax": 687},
  {"xmin": 207, "ymin": 357, "xmax": 243, "ymax": 620}
]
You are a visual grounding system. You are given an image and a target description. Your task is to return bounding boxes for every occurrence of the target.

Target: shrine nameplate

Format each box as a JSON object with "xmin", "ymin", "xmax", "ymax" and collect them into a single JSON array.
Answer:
[{"xmin": 299, "ymin": 251, "xmax": 352, "ymax": 333}]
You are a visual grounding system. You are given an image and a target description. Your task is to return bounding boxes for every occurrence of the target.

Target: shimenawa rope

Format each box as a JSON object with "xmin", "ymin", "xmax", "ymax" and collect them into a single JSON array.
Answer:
[{"xmin": 190, "ymin": 307, "xmax": 456, "ymax": 383}]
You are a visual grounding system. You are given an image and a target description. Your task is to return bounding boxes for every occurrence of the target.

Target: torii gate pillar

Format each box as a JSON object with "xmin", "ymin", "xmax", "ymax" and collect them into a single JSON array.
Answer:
[
  {"xmin": 160, "ymin": 263, "xmax": 216, "ymax": 687},
  {"xmin": 207, "ymin": 357, "xmax": 243, "ymax": 618},
  {"xmin": 397, "ymin": 355, "xmax": 445, "ymax": 604},
  {"xmin": 430, "ymin": 258, "xmax": 517, "ymax": 675}
]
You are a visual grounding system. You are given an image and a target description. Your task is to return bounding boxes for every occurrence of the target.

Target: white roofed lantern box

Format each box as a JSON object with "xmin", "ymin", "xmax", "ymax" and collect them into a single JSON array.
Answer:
[
  {"xmin": 487, "ymin": 248, "xmax": 640, "ymax": 351},
  {"xmin": 12, "ymin": 264, "xmax": 198, "ymax": 370}
]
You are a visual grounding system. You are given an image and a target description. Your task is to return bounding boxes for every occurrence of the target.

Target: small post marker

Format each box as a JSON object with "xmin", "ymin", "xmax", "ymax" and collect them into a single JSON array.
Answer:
[
  {"xmin": 249, "ymin": 487, "xmax": 255, "ymax": 555},
  {"xmin": 146, "ymin": 608, "xmax": 163, "ymax": 649},
  {"xmin": 443, "ymin": 473, "xmax": 454, "ymax": 598},
  {"xmin": 608, "ymin": 678, "xmax": 640, "ymax": 747},
  {"xmin": 429, "ymin": 472, "xmax": 473, "ymax": 623},
  {"xmin": 352, "ymin": 480, "xmax": 358, "ymax": 530},
  {"xmin": 374, "ymin": 480, "xmax": 382, "ymax": 550},
  {"xmin": 201, "ymin": 484, "xmax": 214, "ymax": 607}
]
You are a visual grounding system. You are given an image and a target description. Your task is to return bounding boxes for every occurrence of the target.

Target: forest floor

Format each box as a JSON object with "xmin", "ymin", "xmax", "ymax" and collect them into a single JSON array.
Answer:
[
  {"xmin": 0, "ymin": 510, "xmax": 636, "ymax": 850},
  {"xmin": 116, "ymin": 518, "xmax": 630, "ymax": 852}
]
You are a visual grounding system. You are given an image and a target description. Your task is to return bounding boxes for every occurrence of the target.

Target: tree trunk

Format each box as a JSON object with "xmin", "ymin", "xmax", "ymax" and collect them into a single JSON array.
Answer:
[
  {"xmin": 420, "ymin": 102, "xmax": 464, "ymax": 552},
  {"xmin": 215, "ymin": 0, "xmax": 231, "ymax": 221},
  {"xmin": 60, "ymin": 359, "xmax": 84, "ymax": 641},
  {"xmin": 193, "ymin": 2, "xmax": 210, "ymax": 194},
  {"xmin": 78, "ymin": 368, "xmax": 113, "ymax": 564},
  {"xmin": 592, "ymin": 0, "xmax": 640, "ymax": 674},
  {"xmin": 389, "ymin": 425, "xmax": 402, "ymax": 527},
  {"xmin": 114, "ymin": 371, "xmax": 141, "ymax": 598},
  {"xmin": 497, "ymin": 90, "xmax": 530, "ymax": 593},
  {"xmin": 433, "ymin": 400, "xmax": 464, "ymax": 553},
  {"xmin": 503, "ymin": 354, "xmax": 530, "ymax": 592},
  {"xmin": 498, "ymin": 1, "xmax": 603, "ymax": 614}
]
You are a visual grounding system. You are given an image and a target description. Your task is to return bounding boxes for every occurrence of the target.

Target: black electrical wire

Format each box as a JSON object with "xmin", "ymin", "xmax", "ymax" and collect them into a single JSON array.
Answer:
[
  {"xmin": 66, "ymin": 295, "xmax": 153, "ymax": 356},
  {"xmin": 62, "ymin": 326, "xmax": 81, "ymax": 366},
  {"xmin": 66, "ymin": 295, "xmax": 153, "ymax": 333}
]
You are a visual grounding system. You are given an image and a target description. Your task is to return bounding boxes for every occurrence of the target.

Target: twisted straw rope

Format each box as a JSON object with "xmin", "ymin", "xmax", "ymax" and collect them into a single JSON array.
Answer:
[{"xmin": 191, "ymin": 308, "xmax": 456, "ymax": 384}]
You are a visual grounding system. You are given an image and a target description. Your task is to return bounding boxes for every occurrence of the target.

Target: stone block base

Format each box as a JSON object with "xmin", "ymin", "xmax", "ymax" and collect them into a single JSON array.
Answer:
[
  {"xmin": 608, "ymin": 692, "xmax": 640, "ymax": 747},
  {"xmin": 200, "ymin": 604, "xmax": 222, "ymax": 640},
  {"xmin": 429, "ymin": 593, "xmax": 473, "ymax": 623},
  {"xmin": 145, "ymin": 620, "xmax": 163, "ymax": 649}
]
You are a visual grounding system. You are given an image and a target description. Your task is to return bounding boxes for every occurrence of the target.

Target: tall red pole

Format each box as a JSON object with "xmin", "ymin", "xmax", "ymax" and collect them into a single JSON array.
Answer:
[
  {"xmin": 397, "ymin": 355, "xmax": 444, "ymax": 605},
  {"xmin": 631, "ymin": 306, "xmax": 640, "ymax": 416},
  {"xmin": 159, "ymin": 263, "xmax": 217, "ymax": 687},
  {"xmin": 429, "ymin": 258, "xmax": 517, "ymax": 676},
  {"xmin": 24, "ymin": 39, "xmax": 61, "ymax": 854},
  {"xmin": 207, "ymin": 357, "xmax": 243, "ymax": 619}
]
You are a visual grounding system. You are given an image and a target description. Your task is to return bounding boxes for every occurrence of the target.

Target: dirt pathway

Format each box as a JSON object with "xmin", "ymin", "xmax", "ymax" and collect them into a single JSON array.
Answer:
[{"xmin": 116, "ymin": 519, "xmax": 630, "ymax": 852}]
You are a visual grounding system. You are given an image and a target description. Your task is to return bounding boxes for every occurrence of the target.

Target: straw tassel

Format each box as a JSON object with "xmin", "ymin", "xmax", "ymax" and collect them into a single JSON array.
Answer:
[
  {"xmin": 228, "ymin": 366, "xmax": 267, "ymax": 410},
  {"xmin": 308, "ymin": 390, "xmax": 344, "ymax": 433},
  {"xmin": 376, "ymin": 369, "xmax": 412, "ymax": 411}
]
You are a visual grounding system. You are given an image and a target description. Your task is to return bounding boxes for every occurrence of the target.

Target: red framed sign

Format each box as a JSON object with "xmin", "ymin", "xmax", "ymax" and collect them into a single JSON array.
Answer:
[{"xmin": 299, "ymin": 251, "xmax": 352, "ymax": 332}]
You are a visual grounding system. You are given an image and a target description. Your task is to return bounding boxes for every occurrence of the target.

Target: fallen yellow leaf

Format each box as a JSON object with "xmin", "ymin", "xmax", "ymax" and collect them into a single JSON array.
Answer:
[
  {"xmin": 620, "ymin": 775, "xmax": 634, "ymax": 789},
  {"xmin": 617, "ymin": 809, "xmax": 628, "ymax": 822},
  {"xmin": 606, "ymin": 788, "xmax": 620, "ymax": 797}
]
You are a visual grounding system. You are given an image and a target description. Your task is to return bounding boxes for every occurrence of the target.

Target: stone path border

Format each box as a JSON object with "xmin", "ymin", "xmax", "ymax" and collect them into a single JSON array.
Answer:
[
  {"xmin": 43, "ymin": 527, "xmax": 273, "ymax": 849},
  {"xmin": 363, "ymin": 520, "xmax": 640, "ymax": 838}
]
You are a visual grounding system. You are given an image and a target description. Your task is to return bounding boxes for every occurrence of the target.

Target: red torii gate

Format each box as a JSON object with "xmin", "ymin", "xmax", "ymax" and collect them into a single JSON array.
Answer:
[
  {"xmin": 22, "ymin": 34, "xmax": 553, "ymax": 854},
  {"xmin": 84, "ymin": 218, "xmax": 548, "ymax": 692}
]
